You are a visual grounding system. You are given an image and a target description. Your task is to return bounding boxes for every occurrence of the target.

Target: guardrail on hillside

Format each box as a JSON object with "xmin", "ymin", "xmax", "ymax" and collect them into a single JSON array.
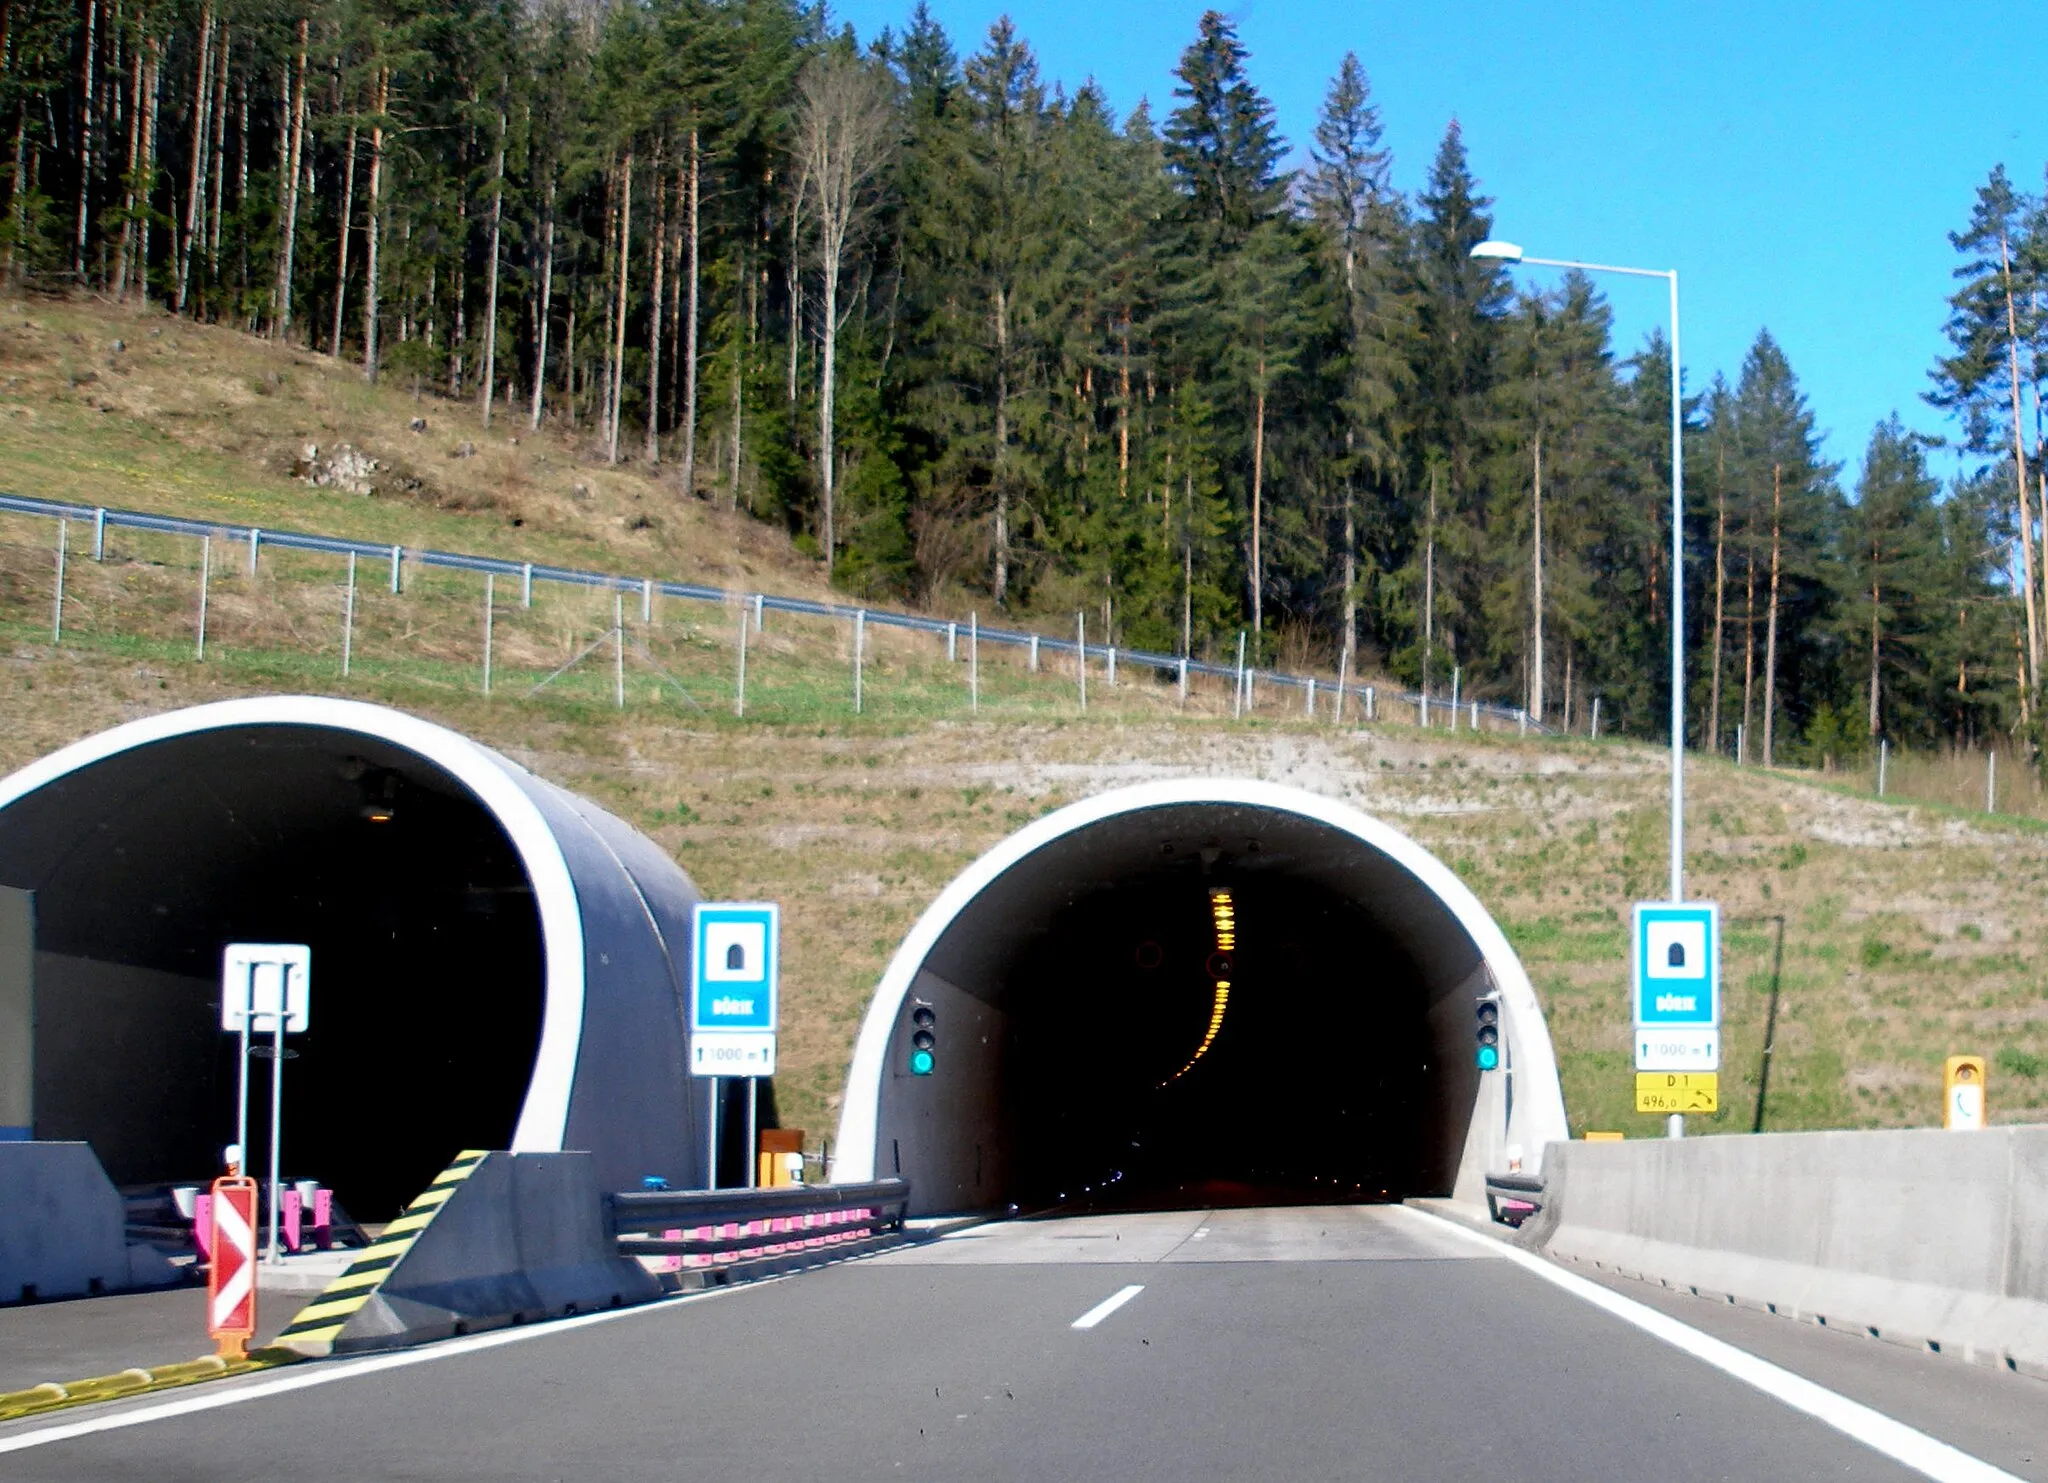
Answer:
[{"xmin": 0, "ymin": 491, "xmax": 1547, "ymax": 731}]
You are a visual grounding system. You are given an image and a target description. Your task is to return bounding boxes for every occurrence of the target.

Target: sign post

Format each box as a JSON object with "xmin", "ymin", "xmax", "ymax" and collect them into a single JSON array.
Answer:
[
  {"xmin": 1632, "ymin": 903, "xmax": 1719, "ymax": 1136},
  {"xmin": 221, "ymin": 944, "xmax": 310, "ymax": 1263},
  {"xmin": 690, "ymin": 904, "xmax": 779, "ymax": 1190}
]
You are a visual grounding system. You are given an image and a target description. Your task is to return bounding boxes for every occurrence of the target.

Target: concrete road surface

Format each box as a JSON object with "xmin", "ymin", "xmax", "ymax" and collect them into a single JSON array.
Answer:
[{"xmin": 1, "ymin": 1205, "xmax": 2039, "ymax": 1481}]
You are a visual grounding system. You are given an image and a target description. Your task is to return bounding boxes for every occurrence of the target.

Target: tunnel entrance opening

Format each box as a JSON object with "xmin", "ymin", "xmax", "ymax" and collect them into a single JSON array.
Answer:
[
  {"xmin": 841, "ymin": 783, "xmax": 1568, "ymax": 1219},
  {"xmin": 1004, "ymin": 870, "xmax": 1429, "ymax": 1212},
  {"xmin": 2, "ymin": 725, "xmax": 544, "ymax": 1219}
]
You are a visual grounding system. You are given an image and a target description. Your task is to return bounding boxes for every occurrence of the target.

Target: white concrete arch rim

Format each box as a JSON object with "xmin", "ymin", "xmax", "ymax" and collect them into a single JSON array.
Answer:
[
  {"xmin": 833, "ymin": 777, "xmax": 1567, "ymax": 1184},
  {"xmin": 0, "ymin": 696, "xmax": 586, "ymax": 1153}
]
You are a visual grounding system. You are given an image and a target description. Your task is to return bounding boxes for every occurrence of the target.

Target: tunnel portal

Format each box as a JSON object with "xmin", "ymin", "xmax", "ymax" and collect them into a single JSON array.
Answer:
[
  {"xmin": 0, "ymin": 697, "xmax": 711, "ymax": 1221},
  {"xmin": 835, "ymin": 781, "xmax": 1567, "ymax": 1216}
]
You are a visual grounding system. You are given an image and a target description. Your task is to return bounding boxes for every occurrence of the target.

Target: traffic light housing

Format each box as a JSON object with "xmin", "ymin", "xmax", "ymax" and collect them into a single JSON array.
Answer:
[
  {"xmin": 1476, "ymin": 996, "xmax": 1501, "ymax": 1071},
  {"xmin": 908, "ymin": 1000, "xmax": 936, "ymax": 1075}
]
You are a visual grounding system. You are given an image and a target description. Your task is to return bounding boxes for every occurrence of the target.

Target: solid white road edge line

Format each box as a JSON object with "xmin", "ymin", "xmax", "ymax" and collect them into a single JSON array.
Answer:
[
  {"xmin": 0, "ymin": 1280, "xmax": 766, "ymax": 1457},
  {"xmin": 1395, "ymin": 1206, "xmax": 2022, "ymax": 1483},
  {"xmin": 1071, "ymin": 1284, "xmax": 1145, "ymax": 1331}
]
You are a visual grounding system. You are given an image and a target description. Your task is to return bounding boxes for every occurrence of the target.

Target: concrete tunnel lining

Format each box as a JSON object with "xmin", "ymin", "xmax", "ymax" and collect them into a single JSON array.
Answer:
[
  {"xmin": 0, "ymin": 696, "xmax": 712, "ymax": 1215},
  {"xmin": 835, "ymin": 779, "xmax": 1568, "ymax": 1213}
]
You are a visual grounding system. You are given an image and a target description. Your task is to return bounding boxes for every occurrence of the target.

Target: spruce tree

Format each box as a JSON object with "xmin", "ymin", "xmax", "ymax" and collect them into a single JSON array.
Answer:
[
  {"xmin": 1928, "ymin": 164, "xmax": 2045, "ymax": 704},
  {"xmin": 1840, "ymin": 416, "xmax": 1943, "ymax": 742},
  {"xmin": 1303, "ymin": 53, "xmax": 1412, "ymax": 685},
  {"xmin": 1408, "ymin": 119, "xmax": 1506, "ymax": 683}
]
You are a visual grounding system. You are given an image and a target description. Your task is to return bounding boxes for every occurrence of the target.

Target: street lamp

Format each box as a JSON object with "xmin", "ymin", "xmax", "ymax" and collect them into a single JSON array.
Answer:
[{"xmin": 1470, "ymin": 239, "xmax": 1685, "ymax": 906}]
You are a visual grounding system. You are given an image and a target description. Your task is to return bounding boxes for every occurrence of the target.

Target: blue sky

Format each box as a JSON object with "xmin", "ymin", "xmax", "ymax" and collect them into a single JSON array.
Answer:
[{"xmin": 832, "ymin": 0, "xmax": 2048, "ymax": 484}]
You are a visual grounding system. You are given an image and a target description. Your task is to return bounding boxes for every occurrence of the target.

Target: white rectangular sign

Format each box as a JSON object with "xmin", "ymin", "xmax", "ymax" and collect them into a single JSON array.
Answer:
[
  {"xmin": 1636, "ymin": 1027, "xmax": 1720, "ymax": 1071},
  {"xmin": 221, "ymin": 944, "xmax": 310, "ymax": 1033},
  {"xmin": 691, "ymin": 1031, "xmax": 777, "ymax": 1077}
]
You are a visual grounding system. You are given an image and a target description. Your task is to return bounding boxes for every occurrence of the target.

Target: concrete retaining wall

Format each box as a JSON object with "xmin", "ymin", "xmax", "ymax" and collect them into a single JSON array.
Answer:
[
  {"xmin": 0, "ymin": 1142, "xmax": 179, "ymax": 1302},
  {"xmin": 1525, "ymin": 1126, "xmax": 2048, "ymax": 1376}
]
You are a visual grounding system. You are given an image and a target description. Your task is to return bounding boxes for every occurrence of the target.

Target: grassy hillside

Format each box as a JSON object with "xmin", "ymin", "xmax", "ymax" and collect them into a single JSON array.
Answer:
[
  {"xmin": 3, "ymin": 295, "xmax": 2046, "ymax": 1154},
  {"xmin": 3, "ymin": 629, "xmax": 2045, "ymax": 1151}
]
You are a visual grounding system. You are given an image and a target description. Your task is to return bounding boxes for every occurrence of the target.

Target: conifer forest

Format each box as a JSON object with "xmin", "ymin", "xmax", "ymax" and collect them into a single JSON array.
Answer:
[{"xmin": 4, "ymin": 0, "xmax": 2047, "ymax": 760}]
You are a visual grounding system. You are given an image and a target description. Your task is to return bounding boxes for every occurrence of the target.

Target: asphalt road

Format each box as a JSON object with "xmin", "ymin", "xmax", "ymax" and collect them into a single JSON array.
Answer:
[{"xmin": 0, "ymin": 1205, "xmax": 2035, "ymax": 1482}]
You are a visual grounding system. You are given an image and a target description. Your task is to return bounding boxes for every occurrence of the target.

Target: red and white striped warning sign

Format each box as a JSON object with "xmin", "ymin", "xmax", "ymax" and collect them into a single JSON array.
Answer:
[{"xmin": 207, "ymin": 1176, "xmax": 258, "ymax": 1359}]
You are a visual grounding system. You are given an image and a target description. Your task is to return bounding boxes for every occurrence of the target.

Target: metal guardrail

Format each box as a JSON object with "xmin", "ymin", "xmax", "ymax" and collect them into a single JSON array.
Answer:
[
  {"xmin": 0, "ymin": 490, "xmax": 1549, "ymax": 730},
  {"xmin": 608, "ymin": 1178, "xmax": 911, "ymax": 1261},
  {"xmin": 1485, "ymin": 1171, "xmax": 1545, "ymax": 1229}
]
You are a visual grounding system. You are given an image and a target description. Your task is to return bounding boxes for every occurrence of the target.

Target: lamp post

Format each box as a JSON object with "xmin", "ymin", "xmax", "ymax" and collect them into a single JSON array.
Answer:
[{"xmin": 1471, "ymin": 239, "xmax": 1685, "ymax": 906}]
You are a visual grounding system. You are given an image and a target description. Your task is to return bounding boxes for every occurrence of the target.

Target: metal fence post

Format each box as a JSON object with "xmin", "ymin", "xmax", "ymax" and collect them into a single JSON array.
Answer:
[
  {"xmin": 613, "ymin": 592, "xmax": 625, "ymax": 709},
  {"xmin": 1233, "ymin": 632, "xmax": 1246, "ymax": 719},
  {"xmin": 196, "ymin": 535, "xmax": 211, "ymax": 659},
  {"xmin": 521, "ymin": 562, "xmax": 533, "ymax": 609},
  {"xmin": 1877, "ymin": 738, "xmax": 1887, "ymax": 798},
  {"xmin": 1335, "ymin": 652, "xmax": 1349, "ymax": 724},
  {"xmin": 735, "ymin": 604, "xmax": 748, "ymax": 718},
  {"xmin": 1076, "ymin": 612, "xmax": 1087, "ymax": 712},
  {"xmin": 1988, "ymin": 749, "xmax": 1997, "ymax": 813},
  {"xmin": 1592, "ymin": 696, "xmax": 1602, "ymax": 739},
  {"xmin": 1107, "ymin": 647, "xmax": 1116, "ymax": 688},
  {"xmin": 1367, "ymin": 686, "xmax": 1376, "ymax": 722},
  {"xmin": 642, "ymin": 578, "xmax": 653, "ymax": 625},
  {"xmin": 91, "ymin": 507, "xmax": 105, "ymax": 561},
  {"xmin": 969, "ymin": 611, "xmax": 979, "ymax": 712},
  {"xmin": 1029, "ymin": 635, "xmax": 1039, "ymax": 672},
  {"xmin": 248, "ymin": 527, "xmax": 260, "ymax": 575},
  {"xmin": 1305, "ymin": 678, "xmax": 1315, "ymax": 717},
  {"xmin": 482, "ymin": 574, "xmax": 494, "ymax": 696},
  {"xmin": 1471, "ymin": 699, "xmax": 1478, "ymax": 730},
  {"xmin": 1178, "ymin": 656, "xmax": 1188, "ymax": 707},
  {"xmin": 1519, "ymin": 708, "xmax": 1528, "ymax": 736},
  {"xmin": 754, "ymin": 592, "xmax": 765, "ymax": 632},
  {"xmin": 342, "ymin": 552, "xmax": 356, "ymax": 677},
  {"xmin": 390, "ymin": 545, "xmax": 402, "ymax": 594},
  {"xmin": 854, "ymin": 610, "xmax": 866, "ymax": 714},
  {"xmin": 947, "ymin": 622, "xmax": 957, "ymax": 663},
  {"xmin": 1451, "ymin": 666, "xmax": 1461, "ymax": 731},
  {"xmin": 51, "ymin": 519, "xmax": 65, "ymax": 643}
]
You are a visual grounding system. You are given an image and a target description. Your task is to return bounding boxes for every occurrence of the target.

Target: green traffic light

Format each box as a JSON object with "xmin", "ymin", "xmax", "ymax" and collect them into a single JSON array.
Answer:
[
  {"xmin": 910, "ymin": 1048, "xmax": 935, "ymax": 1075},
  {"xmin": 1476, "ymin": 1045, "xmax": 1500, "ymax": 1071}
]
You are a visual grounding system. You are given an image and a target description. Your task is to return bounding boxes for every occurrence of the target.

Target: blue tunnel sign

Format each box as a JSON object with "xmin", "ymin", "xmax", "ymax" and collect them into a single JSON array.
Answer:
[
  {"xmin": 691, "ymin": 903, "xmax": 779, "ymax": 1076},
  {"xmin": 1633, "ymin": 902, "xmax": 1720, "ymax": 1072}
]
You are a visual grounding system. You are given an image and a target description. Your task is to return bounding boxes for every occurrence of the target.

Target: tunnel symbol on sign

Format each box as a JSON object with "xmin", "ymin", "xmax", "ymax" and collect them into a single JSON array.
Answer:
[
  {"xmin": 703, "ymin": 921, "xmax": 767, "ymax": 983},
  {"xmin": 1645, "ymin": 920, "xmax": 1706, "ymax": 979}
]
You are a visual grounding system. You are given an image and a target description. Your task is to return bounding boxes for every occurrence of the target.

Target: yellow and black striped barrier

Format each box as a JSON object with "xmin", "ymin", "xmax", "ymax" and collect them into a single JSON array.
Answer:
[{"xmin": 274, "ymin": 1149, "xmax": 487, "ymax": 1358}]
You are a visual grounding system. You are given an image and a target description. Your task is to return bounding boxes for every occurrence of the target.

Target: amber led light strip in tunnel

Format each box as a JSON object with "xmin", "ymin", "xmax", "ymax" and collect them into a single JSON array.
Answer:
[{"xmin": 1166, "ymin": 888, "xmax": 1236, "ymax": 1084}]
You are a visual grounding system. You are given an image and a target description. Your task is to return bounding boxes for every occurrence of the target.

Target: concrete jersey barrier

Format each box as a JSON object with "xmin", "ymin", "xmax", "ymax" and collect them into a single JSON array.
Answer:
[
  {"xmin": 0, "ymin": 1142, "xmax": 180, "ymax": 1302},
  {"xmin": 1522, "ymin": 1126, "xmax": 2048, "ymax": 1377}
]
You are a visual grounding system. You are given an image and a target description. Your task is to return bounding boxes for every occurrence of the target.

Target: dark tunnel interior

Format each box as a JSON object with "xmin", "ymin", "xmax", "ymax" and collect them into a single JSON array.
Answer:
[
  {"xmin": 1, "ymin": 726, "xmax": 545, "ymax": 1219},
  {"xmin": 1003, "ymin": 870, "xmax": 1429, "ymax": 1210},
  {"xmin": 874, "ymin": 803, "xmax": 1488, "ymax": 1217}
]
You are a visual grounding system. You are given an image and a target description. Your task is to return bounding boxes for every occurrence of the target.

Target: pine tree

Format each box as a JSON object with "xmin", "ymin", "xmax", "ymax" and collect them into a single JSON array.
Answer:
[
  {"xmin": 1730, "ymin": 329, "xmax": 1840, "ymax": 762},
  {"xmin": 1840, "ymin": 416, "xmax": 1943, "ymax": 742},
  {"xmin": 1928, "ymin": 164, "xmax": 2045, "ymax": 705},
  {"xmin": 1408, "ymin": 119, "xmax": 1506, "ymax": 683},
  {"xmin": 1160, "ymin": 10, "xmax": 1284, "ymax": 248},
  {"xmin": 1303, "ymin": 52, "xmax": 1412, "ymax": 689}
]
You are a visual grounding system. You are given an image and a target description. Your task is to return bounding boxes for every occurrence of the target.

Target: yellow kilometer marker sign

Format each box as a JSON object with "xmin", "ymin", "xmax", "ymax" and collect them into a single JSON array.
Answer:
[{"xmin": 1635, "ymin": 1071, "xmax": 1718, "ymax": 1114}]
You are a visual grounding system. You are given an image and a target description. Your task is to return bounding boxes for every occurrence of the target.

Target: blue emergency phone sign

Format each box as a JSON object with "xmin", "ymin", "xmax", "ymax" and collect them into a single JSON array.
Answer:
[
  {"xmin": 1633, "ymin": 902, "xmax": 1719, "ymax": 1028},
  {"xmin": 690, "ymin": 903, "xmax": 779, "ymax": 1034}
]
